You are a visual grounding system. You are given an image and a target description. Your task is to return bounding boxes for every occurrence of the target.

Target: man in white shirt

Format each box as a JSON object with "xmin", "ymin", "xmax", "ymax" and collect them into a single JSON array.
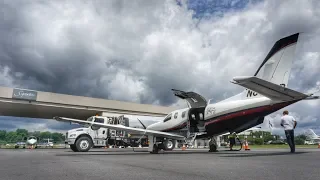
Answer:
[{"xmin": 280, "ymin": 110, "xmax": 297, "ymax": 153}]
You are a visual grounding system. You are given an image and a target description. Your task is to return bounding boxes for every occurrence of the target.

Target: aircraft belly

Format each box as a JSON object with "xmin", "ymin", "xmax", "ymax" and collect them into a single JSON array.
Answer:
[
  {"xmin": 162, "ymin": 122, "xmax": 187, "ymax": 132},
  {"xmin": 204, "ymin": 101, "xmax": 296, "ymax": 135}
]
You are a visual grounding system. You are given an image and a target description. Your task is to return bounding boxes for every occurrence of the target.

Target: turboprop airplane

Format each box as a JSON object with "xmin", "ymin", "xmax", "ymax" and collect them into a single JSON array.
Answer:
[
  {"xmin": 53, "ymin": 32, "xmax": 319, "ymax": 153},
  {"xmin": 15, "ymin": 136, "xmax": 38, "ymax": 148}
]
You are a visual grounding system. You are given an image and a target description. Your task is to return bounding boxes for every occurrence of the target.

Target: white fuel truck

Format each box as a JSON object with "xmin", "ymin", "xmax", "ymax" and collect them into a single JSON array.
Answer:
[{"xmin": 65, "ymin": 114, "xmax": 129, "ymax": 152}]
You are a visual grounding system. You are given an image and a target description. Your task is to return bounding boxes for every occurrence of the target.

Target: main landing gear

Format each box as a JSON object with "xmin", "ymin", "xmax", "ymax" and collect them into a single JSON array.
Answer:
[
  {"xmin": 209, "ymin": 136, "xmax": 219, "ymax": 152},
  {"xmin": 148, "ymin": 136, "xmax": 176, "ymax": 154}
]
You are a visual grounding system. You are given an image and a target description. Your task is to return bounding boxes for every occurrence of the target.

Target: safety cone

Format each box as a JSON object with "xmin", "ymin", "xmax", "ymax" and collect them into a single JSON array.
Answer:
[{"xmin": 244, "ymin": 141, "xmax": 250, "ymax": 151}]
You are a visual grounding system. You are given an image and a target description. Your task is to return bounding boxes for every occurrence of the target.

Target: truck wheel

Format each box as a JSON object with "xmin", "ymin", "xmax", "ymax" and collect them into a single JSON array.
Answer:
[
  {"xmin": 70, "ymin": 145, "xmax": 78, "ymax": 152},
  {"xmin": 164, "ymin": 139, "xmax": 175, "ymax": 151},
  {"xmin": 75, "ymin": 136, "xmax": 92, "ymax": 152}
]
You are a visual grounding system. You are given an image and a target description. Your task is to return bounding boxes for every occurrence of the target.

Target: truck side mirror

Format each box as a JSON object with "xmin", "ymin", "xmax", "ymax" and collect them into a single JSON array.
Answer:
[{"xmin": 23, "ymin": 137, "xmax": 27, "ymax": 141}]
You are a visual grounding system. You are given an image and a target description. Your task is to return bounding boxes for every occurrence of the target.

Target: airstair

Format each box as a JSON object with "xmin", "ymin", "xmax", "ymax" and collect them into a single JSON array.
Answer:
[{"xmin": 184, "ymin": 121, "xmax": 207, "ymax": 146}]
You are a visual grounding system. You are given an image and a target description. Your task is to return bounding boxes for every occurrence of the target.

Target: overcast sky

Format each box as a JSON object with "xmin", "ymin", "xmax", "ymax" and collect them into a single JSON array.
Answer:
[{"xmin": 0, "ymin": 0, "xmax": 319, "ymax": 136}]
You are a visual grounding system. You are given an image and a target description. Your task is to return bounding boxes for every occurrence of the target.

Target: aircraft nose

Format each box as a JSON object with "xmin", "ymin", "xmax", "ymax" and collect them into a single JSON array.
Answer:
[
  {"xmin": 146, "ymin": 122, "xmax": 160, "ymax": 130},
  {"xmin": 146, "ymin": 124, "xmax": 153, "ymax": 130},
  {"xmin": 146, "ymin": 123, "xmax": 156, "ymax": 130}
]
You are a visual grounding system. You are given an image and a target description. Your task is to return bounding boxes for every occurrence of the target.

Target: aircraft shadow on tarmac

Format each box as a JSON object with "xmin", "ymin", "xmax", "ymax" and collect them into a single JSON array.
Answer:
[
  {"xmin": 55, "ymin": 150, "xmax": 309, "ymax": 157},
  {"xmin": 218, "ymin": 151, "xmax": 309, "ymax": 158},
  {"xmin": 56, "ymin": 152, "xmax": 152, "ymax": 156}
]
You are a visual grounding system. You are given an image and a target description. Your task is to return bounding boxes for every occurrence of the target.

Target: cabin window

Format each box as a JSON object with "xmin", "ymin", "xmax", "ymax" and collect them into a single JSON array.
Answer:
[
  {"xmin": 174, "ymin": 112, "xmax": 178, "ymax": 119},
  {"xmin": 164, "ymin": 113, "xmax": 172, "ymax": 122},
  {"xmin": 94, "ymin": 117, "xmax": 104, "ymax": 123},
  {"xmin": 181, "ymin": 111, "xmax": 186, "ymax": 118}
]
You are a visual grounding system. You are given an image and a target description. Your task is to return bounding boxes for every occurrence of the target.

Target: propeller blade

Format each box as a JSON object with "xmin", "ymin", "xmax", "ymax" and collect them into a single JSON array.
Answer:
[{"xmin": 137, "ymin": 118, "xmax": 146, "ymax": 129}]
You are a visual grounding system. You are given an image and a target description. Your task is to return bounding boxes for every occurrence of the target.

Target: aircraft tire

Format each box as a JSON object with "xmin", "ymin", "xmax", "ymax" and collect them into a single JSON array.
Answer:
[
  {"xmin": 209, "ymin": 144, "xmax": 218, "ymax": 152},
  {"xmin": 75, "ymin": 136, "xmax": 92, "ymax": 152},
  {"xmin": 150, "ymin": 144, "xmax": 159, "ymax": 154},
  {"xmin": 163, "ymin": 139, "xmax": 175, "ymax": 151}
]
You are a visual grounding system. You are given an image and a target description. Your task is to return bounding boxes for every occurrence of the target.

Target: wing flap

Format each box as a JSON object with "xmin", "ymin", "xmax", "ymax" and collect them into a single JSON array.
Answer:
[
  {"xmin": 231, "ymin": 76, "xmax": 309, "ymax": 101},
  {"xmin": 53, "ymin": 117, "xmax": 186, "ymax": 140}
]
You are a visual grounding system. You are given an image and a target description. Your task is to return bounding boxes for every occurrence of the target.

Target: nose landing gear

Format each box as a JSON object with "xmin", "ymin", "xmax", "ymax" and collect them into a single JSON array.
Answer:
[{"xmin": 148, "ymin": 136, "xmax": 177, "ymax": 154}]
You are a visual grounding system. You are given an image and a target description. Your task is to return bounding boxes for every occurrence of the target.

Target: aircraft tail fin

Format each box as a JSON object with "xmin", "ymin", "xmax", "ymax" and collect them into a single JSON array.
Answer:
[
  {"xmin": 240, "ymin": 33, "xmax": 300, "ymax": 99},
  {"xmin": 305, "ymin": 129, "xmax": 319, "ymax": 139}
]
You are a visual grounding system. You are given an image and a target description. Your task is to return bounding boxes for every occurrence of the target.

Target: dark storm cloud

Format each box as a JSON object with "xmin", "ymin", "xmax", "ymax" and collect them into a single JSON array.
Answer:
[
  {"xmin": 0, "ymin": 0, "xmax": 320, "ymax": 133},
  {"xmin": 0, "ymin": 116, "xmax": 81, "ymax": 132},
  {"xmin": 0, "ymin": 120, "xmax": 16, "ymax": 129},
  {"xmin": 1, "ymin": 0, "xmax": 319, "ymax": 105},
  {"xmin": 0, "ymin": 0, "xmax": 165, "ymax": 102}
]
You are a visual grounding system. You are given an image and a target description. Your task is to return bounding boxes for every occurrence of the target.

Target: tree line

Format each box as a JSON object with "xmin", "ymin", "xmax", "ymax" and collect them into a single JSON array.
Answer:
[
  {"xmin": 0, "ymin": 129, "xmax": 66, "ymax": 144},
  {"xmin": 223, "ymin": 131, "xmax": 308, "ymax": 145}
]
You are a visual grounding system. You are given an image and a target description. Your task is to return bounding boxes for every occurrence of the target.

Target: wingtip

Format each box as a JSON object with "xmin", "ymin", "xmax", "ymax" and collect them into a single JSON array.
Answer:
[
  {"xmin": 232, "ymin": 76, "xmax": 254, "ymax": 81},
  {"xmin": 53, "ymin": 116, "xmax": 64, "ymax": 122},
  {"xmin": 230, "ymin": 80, "xmax": 237, "ymax": 84}
]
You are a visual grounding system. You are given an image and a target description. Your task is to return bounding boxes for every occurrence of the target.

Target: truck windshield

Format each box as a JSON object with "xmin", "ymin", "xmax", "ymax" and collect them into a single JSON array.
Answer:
[
  {"xmin": 86, "ymin": 117, "xmax": 94, "ymax": 122},
  {"xmin": 81, "ymin": 117, "xmax": 94, "ymax": 128}
]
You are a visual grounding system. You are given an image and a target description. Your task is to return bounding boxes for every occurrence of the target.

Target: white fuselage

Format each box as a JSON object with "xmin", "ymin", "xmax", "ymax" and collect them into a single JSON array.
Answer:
[
  {"xmin": 207, "ymin": 97, "xmax": 271, "ymax": 117},
  {"xmin": 146, "ymin": 94, "xmax": 287, "ymax": 136},
  {"xmin": 26, "ymin": 137, "xmax": 37, "ymax": 145},
  {"xmin": 147, "ymin": 108, "xmax": 190, "ymax": 131}
]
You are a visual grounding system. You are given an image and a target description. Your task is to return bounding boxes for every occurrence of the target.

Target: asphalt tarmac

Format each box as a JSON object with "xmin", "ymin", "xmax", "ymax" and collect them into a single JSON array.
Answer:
[{"xmin": 0, "ymin": 148, "xmax": 319, "ymax": 180}]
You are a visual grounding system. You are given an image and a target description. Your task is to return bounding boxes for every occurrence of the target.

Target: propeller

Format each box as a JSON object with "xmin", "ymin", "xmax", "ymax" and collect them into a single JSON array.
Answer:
[
  {"xmin": 135, "ymin": 118, "xmax": 147, "ymax": 144},
  {"xmin": 137, "ymin": 118, "xmax": 146, "ymax": 129}
]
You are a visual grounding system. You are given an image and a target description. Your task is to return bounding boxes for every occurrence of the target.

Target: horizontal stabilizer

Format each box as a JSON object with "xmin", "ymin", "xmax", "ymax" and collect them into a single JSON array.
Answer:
[
  {"xmin": 231, "ymin": 76, "xmax": 309, "ymax": 101},
  {"xmin": 304, "ymin": 96, "xmax": 320, "ymax": 100},
  {"xmin": 53, "ymin": 116, "xmax": 186, "ymax": 140}
]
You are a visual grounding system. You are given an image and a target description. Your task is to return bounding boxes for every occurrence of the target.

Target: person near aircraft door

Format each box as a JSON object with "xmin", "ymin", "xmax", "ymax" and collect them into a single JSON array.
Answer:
[
  {"xmin": 280, "ymin": 110, "xmax": 297, "ymax": 153},
  {"xmin": 228, "ymin": 132, "xmax": 236, "ymax": 150}
]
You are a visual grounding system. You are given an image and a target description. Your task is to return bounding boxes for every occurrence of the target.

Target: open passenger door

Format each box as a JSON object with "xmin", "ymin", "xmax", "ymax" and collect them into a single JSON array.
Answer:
[
  {"xmin": 171, "ymin": 89, "xmax": 207, "ymax": 108},
  {"xmin": 172, "ymin": 89, "xmax": 208, "ymax": 134}
]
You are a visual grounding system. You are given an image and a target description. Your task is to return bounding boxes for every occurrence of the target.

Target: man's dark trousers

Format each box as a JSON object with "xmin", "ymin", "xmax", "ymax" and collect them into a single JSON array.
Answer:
[{"xmin": 285, "ymin": 129, "xmax": 295, "ymax": 153}]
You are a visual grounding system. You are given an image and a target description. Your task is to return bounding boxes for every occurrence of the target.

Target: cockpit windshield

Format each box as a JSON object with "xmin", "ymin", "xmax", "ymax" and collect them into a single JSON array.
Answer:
[
  {"xmin": 163, "ymin": 113, "xmax": 172, "ymax": 122},
  {"xmin": 28, "ymin": 136, "xmax": 37, "ymax": 140}
]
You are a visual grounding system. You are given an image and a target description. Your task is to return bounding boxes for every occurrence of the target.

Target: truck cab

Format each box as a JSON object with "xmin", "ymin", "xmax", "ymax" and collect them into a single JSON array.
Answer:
[{"xmin": 65, "ymin": 115, "xmax": 129, "ymax": 152}]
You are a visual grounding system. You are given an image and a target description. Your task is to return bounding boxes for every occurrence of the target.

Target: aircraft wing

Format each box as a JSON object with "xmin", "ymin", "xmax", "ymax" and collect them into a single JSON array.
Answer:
[
  {"xmin": 53, "ymin": 116, "xmax": 186, "ymax": 140},
  {"xmin": 231, "ymin": 76, "xmax": 311, "ymax": 101}
]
